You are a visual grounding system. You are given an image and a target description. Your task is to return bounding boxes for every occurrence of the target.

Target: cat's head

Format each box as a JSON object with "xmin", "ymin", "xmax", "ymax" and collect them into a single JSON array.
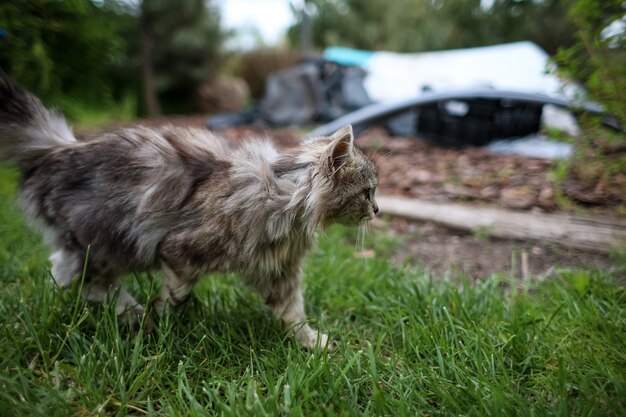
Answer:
[{"xmin": 313, "ymin": 125, "xmax": 378, "ymax": 227}]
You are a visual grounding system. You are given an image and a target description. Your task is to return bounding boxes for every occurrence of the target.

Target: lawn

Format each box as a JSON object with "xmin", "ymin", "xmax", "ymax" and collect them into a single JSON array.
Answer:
[{"xmin": 0, "ymin": 163, "xmax": 625, "ymax": 417}]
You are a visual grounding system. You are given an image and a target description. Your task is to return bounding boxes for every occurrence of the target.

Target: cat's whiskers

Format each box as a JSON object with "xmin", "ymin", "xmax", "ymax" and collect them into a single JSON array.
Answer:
[
  {"xmin": 355, "ymin": 224, "xmax": 364, "ymax": 253},
  {"xmin": 355, "ymin": 220, "xmax": 372, "ymax": 253},
  {"xmin": 372, "ymin": 147, "xmax": 398, "ymax": 166}
]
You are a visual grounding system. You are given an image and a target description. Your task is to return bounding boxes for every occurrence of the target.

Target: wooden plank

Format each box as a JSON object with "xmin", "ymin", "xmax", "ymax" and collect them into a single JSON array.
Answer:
[{"xmin": 377, "ymin": 195, "xmax": 626, "ymax": 253}]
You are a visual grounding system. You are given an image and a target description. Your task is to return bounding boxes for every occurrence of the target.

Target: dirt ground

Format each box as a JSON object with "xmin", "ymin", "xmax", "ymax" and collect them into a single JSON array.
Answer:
[
  {"xmin": 86, "ymin": 117, "xmax": 622, "ymax": 279},
  {"xmin": 376, "ymin": 217, "xmax": 615, "ymax": 279}
]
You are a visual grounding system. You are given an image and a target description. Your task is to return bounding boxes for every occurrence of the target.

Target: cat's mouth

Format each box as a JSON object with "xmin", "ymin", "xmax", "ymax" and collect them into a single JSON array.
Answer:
[
  {"xmin": 330, "ymin": 211, "xmax": 376, "ymax": 227},
  {"xmin": 361, "ymin": 213, "xmax": 375, "ymax": 223}
]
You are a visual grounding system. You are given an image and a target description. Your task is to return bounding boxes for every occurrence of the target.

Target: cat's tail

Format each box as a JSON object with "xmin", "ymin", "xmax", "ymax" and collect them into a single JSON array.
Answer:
[{"xmin": 0, "ymin": 71, "xmax": 76, "ymax": 166}]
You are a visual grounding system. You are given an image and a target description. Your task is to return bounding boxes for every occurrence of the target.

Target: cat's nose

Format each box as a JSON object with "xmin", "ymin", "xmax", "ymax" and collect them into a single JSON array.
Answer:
[{"xmin": 373, "ymin": 204, "xmax": 379, "ymax": 215}]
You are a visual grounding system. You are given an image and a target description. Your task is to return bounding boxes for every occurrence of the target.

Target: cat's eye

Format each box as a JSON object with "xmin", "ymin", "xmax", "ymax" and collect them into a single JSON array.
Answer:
[{"xmin": 364, "ymin": 188, "xmax": 374, "ymax": 200}]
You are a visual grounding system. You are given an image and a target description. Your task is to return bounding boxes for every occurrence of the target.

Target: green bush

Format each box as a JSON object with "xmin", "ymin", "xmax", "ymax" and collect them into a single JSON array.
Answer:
[
  {"xmin": 0, "ymin": 0, "xmax": 138, "ymax": 114},
  {"xmin": 555, "ymin": 0, "xmax": 626, "ymax": 126},
  {"xmin": 551, "ymin": 0, "xmax": 626, "ymax": 211}
]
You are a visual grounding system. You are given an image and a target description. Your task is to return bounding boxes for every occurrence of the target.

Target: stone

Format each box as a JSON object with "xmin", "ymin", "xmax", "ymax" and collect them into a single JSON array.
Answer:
[{"xmin": 500, "ymin": 186, "xmax": 537, "ymax": 209}]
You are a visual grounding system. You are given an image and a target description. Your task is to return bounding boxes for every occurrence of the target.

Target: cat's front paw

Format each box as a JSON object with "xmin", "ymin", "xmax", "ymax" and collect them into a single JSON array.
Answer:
[
  {"xmin": 151, "ymin": 299, "xmax": 167, "ymax": 317},
  {"xmin": 296, "ymin": 326, "xmax": 335, "ymax": 351}
]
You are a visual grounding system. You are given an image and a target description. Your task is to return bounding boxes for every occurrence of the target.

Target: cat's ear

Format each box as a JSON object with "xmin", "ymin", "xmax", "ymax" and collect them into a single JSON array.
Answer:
[{"xmin": 327, "ymin": 125, "xmax": 354, "ymax": 173}]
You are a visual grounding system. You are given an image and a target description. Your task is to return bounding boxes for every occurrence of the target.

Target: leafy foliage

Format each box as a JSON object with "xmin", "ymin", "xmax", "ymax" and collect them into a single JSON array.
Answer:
[
  {"xmin": 550, "ymin": 0, "xmax": 626, "ymax": 212},
  {"xmin": 290, "ymin": 0, "xmax": 576, "ymax": 54},
  {"xmin": 0, "ymin": 0, "xmax": 138, "ymax": 113},
  {"xmin": 0, "ymin": 0, "xmax": 225, "ymax": 118},
  {"xmin": 555, "ymin": 0, "xmax": 626, "ymax": 126}
]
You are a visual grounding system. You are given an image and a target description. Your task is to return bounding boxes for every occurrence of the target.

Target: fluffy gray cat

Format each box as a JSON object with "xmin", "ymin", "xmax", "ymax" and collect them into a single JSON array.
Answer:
[{"xmin": 0, "ymin": 74, "xmax": 378, "ymax": 349}]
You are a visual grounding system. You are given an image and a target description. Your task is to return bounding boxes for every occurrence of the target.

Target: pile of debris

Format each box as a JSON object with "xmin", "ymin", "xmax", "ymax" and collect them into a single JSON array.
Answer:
[
  {"xmin": 210, "ymin": 42, "xmax": 619, "ymax": 154},
  {"xmin": 359, "ymin": 128, "xmax": 557, "ymax": 210}
]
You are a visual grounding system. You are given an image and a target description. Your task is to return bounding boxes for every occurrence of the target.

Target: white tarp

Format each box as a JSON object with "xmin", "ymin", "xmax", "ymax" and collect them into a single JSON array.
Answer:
[{"xmin": 324, "ymin": 41, "xmax": 580, "ymax": 104}]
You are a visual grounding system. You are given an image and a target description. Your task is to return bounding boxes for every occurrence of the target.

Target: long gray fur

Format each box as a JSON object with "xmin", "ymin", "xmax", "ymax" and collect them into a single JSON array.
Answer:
[{"xmin": 0, "ymin": 73, "xmax": 379, "ymax": 348}]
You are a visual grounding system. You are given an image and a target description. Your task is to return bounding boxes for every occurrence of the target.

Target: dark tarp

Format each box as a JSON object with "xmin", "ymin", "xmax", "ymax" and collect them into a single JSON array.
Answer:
[{"xmin": 207, "ymin": 58, "xmax": 372, "ymax": 129}]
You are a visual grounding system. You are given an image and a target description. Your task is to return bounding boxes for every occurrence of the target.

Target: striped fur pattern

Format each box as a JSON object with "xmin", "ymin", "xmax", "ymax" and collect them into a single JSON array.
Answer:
[{"xmin": 0, "ymin": 74, "xmax": 378, "ymax": 348}]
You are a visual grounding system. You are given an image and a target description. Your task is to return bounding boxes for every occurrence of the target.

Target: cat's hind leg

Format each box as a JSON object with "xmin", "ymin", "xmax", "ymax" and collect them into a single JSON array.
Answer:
[
  {"xmin": 152, "ymin": 262, "xmax": 198, "ymax": 316},
  {"xmin": 50, "ymin": 249, "xmax": 149, "ymax": 330},
  {"xmin": 49, "ymin": 248, "xmax": 83, "ymax": 288},
  {"xmin": 82, "ymin": 281, "xmax": 150, "ymax": 331}
]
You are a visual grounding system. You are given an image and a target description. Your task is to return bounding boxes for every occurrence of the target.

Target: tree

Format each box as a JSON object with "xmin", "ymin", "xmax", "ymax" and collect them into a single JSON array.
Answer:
[
  {"xmin": 140, "ymin": 0, "xmax": 161, "ymax": 116},
  {"xmin": 289, "ymin": 0, "xmax": 576, "ymax": 54},
  {"xmin": 482, "ymin": 0, "xmax": 577, "ymax": 55},
  {"xmin": 289, "ymin": 0, "xmax": 452, "ymax": 52},
  {"xmin": 0, "ymin": 0, "xmax": 138, "ymax": 109},
  {"xmin": 140, "ymin": 0, "xmax": 224, "ymax": 114},
  {"xmin": 0, "ymin": 0, "xmax": 225, "ymax": 117}
]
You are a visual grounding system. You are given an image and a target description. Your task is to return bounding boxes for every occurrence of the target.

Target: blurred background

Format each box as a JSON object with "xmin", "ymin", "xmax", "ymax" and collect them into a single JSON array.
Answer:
[
  {"xmin": 0, "ymin": 0, "xmax": 623, "ymax": 125},
  {"xmin": 0, "ymin": 0, "xmax": 624, "ymax": 226},
  {"xmin": 0, "ymin": 0, "xmax": 625, "ymax": 305}
]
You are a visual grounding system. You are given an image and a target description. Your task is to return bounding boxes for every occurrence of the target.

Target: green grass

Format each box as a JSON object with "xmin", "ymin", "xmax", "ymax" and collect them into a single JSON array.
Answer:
[
  {"xmin": 0, "ymin": 164, "xmax": 625, "ymax": 416},
  {"xmin": 59, "ymin": 94, "xmax": 137, "ymax": 130}
]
